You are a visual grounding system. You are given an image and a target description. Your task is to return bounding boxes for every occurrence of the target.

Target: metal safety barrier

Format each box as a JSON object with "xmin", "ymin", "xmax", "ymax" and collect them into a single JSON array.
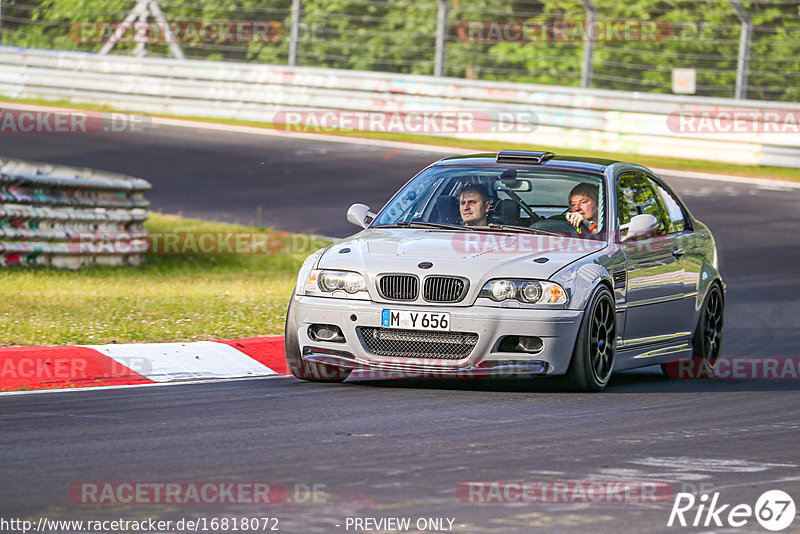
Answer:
[
  {"xmin": 1, "ymin": 47, "xmax": 799, "ymax": 168},
  {"xmin": 0, "ymin": 157, "xmax": 150, "ymax": 268}
]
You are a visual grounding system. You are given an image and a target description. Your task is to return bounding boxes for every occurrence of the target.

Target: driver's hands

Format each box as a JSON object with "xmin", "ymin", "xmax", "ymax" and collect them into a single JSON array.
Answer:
[{"xmin": 566, "ymin": 211, "xmax": 585, "ymax": 228}]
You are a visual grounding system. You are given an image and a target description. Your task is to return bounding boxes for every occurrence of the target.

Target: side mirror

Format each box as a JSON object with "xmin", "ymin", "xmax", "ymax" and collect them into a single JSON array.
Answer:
[
  {"xmin": 347, "ymin": 203, "xmax": 376, "ymax": 228},
  {"xmin": 620, "ymin": 213, "xmax": 659, "ymax": 242}
]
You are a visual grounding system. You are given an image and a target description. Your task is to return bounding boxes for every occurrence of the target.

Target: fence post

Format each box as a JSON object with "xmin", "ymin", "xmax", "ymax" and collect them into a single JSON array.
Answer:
[
  {"xmin": 727, "ymin": 0, "xmax": 751, "ymax": 99},
  {"xmin": 98, "ymin": 0, "xmax": 184, "ymax": 59},
  {"xmin": 434, "ymin": 0, "xmax": 448, "ymax": 76},
  {"xmin": 579, "ymin": 0, "xmax": 596, "ymax": 88},
  {"xmin": 147, "ymin": 0, "xmax": 184, "ymax": 59},
  {"xmin": 288, "ymin": 0, "xmax": 302, "ymax": 67}
]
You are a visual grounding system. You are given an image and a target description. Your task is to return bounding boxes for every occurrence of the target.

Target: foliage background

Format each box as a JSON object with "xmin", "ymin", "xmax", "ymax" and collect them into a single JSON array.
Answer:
[{"xmin": 2, "ymin": 0, "xmax": 799, "ymax": 101}]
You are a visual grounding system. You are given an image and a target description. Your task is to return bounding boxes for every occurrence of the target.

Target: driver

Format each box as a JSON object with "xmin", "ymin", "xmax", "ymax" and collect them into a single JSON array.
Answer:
[
  {"xmin": 566, "ymin": 183, "xmax": 599, "ymax": 234},
  {"xmin": 458, "ymin": 184, "xmax": 491, "ymax": 227}
]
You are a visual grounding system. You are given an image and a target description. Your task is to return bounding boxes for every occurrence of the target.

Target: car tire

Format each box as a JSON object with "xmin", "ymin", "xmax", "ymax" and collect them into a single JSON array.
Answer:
[
  {"xmin": 566, "ymin": 285, "xmax": 616, "ymax": 392},
  {"xmin": 285, "ymin": 291, "xmax": 351, "ymax": 383},
  {"xmin": 661, "ymin": 282, "xmax": 724, "ymax": 378}
]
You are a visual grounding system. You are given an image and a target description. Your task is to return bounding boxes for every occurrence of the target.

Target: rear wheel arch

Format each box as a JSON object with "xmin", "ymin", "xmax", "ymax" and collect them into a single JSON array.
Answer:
[
  {"xmin": 661, "ymin": 280, "xmax": 724, "ymax": 379},
  {"xmin": 693, "ymin": 281, "xmax": 724, "ymax": 359}
]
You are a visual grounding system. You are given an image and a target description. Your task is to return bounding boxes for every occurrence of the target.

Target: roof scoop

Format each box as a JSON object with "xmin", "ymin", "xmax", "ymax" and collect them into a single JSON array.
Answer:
[{"xmin": 496, "ymin": 150, "xmax": 555, "ymax": 165}]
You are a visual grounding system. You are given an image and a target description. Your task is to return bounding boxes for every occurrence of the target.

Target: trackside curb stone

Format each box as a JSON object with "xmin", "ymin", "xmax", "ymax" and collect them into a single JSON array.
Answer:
[{"xmin": 0, "ymin": 336, "xmax": 288, "ymax": 392}]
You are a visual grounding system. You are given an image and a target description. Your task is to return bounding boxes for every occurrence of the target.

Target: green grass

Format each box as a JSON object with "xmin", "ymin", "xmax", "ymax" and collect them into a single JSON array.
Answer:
[
  {"xmin": 0, "ymin": 213, "xmax": 332, "ymax": 347},
  {"xmin": 2, "ymin": 95, "xmax": 799, "ymax": 182}
]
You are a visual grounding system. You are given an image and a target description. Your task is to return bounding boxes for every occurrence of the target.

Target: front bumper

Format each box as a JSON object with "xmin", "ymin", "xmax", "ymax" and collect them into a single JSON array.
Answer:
[{"xmin": 291, "ymin": 295, "xmax": 584, "ymax": 376}]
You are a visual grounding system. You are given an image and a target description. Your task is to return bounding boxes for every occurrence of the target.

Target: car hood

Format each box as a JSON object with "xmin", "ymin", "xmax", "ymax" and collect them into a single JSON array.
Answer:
[{"xmin": 317, "ymin": 228, "xmax": 607, "ymax": 281}]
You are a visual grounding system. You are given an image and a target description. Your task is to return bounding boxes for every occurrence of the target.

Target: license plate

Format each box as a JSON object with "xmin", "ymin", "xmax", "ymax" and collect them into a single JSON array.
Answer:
[{"xmin": 381, "ymin": 309, "xmax": 450, "ymax": 331}]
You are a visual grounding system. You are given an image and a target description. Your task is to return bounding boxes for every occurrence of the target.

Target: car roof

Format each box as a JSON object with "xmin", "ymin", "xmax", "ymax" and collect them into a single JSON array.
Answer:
[{"xmin": 431, "ymin": 152, "xmax": 620, "ymax": 173}]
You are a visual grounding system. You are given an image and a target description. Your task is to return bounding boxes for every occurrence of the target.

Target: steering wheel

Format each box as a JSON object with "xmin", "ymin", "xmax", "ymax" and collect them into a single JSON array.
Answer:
[{"xmin": 531, "ymin": 210, "xmax": 591, "ymax": 236}]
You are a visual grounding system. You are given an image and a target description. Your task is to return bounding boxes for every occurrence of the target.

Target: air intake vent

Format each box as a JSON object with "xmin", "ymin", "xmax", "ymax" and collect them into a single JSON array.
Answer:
[
  {"xmin": 358, "ymin": 327, "xmax": 478, "ymax": 359},
  {"xmin": 423, "ymin": 276, "xmax": 468, "ymax": 303},
  {"xmin": 613, "ymin": 270, "xmax": 627, "ymax": 289},
  {"xmin": 378, "ymin": 274, "xmax": 419, "ymax": 301},
  {"xmin": 496, "ymin": 150, "xmax": 555, "ymax": 165}
]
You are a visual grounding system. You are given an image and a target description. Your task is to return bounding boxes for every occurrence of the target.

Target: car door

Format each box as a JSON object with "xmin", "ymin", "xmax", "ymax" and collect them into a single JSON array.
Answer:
[
  {"xmin": 647, "ymin": 174, "xmax": 702, "ymax": 336},
  {"xmin": 617, "ymin": 172, "xmax": 694, "ymax": 346}
]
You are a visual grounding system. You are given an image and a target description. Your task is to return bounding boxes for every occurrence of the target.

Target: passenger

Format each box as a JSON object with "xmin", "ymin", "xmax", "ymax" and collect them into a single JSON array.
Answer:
[
  {"xmin": 566, "ymin": 183, "xmax": 600, "ymax": 234},
  {"xmin": 458, "ymin": 184, "xmax": 491, "ymax": 227}
]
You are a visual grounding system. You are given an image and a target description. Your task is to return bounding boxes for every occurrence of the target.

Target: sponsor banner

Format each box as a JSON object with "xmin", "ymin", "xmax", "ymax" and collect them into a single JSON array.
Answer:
[
  {"xmin": 62, "ymin": 232, "xmax": 286, "ymax": 255},
  {"xmin": 456, "ymin": 19, "xmax": 674, "ymax": 42},
  {"xmin": 0, "ymin": 109, "xmax": 151, "ymax": 135},
  {"xmin": 0, "ymin": 356, "xmax": 91, "ymax": 380},
  {"xmin": 448, "ymin": 232, "xmax": 670, "ymax": 255},
  {"xmin": 666, "ymin": 110, "xmax": 800, "ymax": 134},
  {"xmin": 272, "ymin": 110, "xmax": 539, "ymax": 134},
  {"xmin": 664, "ymin": 356, "xmax": 800, "ymax": 380},
  {"xmin": 450, "ymin": 233, "xmax": 599, "ymax": 255},
  {"xmin": 0, "ymin": 356, "xmax": 150, "ymax": 381},
  {"xmin": 457, "ymin": 480, "xmax": 675, "ymax": 504},
  {"xmin": 69, "ymin": 482, "xmax": 288, "ymax": 505},
  {"xmin": 146, "ymin": 232, "xmax": 284, "ymax": 255},
  {"xmin": 2, "ymin": 232, "xmax": 322, "ymax": 257},
  {"xmin": 0, "ymin": 346, "xmax": 153, "ymax": 391},
  {"xmin": 68, "ymin": 20, "xmax": 291, "ymax": 44}
]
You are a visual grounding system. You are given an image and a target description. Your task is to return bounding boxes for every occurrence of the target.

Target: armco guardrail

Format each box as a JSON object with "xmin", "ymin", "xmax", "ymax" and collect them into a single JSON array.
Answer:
[
  {"xmin": 1, "ymin": 47, "xmax": 799, "ymax": 168},
  {"xmin": 0, "ymin": 158, "xmax": 150, "ymax": 268}
]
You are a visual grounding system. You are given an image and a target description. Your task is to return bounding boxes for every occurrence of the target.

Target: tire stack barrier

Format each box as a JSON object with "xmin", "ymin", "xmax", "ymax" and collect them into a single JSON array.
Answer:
[{"xmin": 0, "ymin": 158, "xmax": 151, "ymax": 268}]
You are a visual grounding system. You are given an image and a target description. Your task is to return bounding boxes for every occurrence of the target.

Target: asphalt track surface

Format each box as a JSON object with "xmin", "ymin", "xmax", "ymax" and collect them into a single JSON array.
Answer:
[{"xmin": 1, "ymin": 121, "xmax": 799, "ymax": 533}]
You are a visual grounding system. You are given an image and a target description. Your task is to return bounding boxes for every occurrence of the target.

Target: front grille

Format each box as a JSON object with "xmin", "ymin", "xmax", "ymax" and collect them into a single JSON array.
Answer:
[
  {"xmin": 423, "ymin": 276, "xmax": 468, "ymax": 303},
  {"xmin": 378, "ymin": 274, "xmax": 418, "ymax": 301},
  {"xmin": 358, "ymin": 327, "xmax": 478, "ymax": 359}
]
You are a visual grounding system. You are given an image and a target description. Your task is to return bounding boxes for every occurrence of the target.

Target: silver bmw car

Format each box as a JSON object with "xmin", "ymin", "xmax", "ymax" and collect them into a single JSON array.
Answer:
[{"xmin": 285, "ymin": 150, "xmax": 724, "ymax": 391}]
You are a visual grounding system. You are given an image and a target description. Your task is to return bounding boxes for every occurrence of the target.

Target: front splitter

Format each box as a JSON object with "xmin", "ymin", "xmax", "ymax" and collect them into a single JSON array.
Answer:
[{"xmin": 302, "ymin": 353, "xmax": 549, "ymax": 378}]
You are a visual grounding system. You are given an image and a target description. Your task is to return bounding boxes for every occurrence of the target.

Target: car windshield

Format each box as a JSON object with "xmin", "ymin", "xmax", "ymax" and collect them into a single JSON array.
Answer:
[{"xmin": 371, "ymin": 165, "xmax": 606, "ymax": 239}]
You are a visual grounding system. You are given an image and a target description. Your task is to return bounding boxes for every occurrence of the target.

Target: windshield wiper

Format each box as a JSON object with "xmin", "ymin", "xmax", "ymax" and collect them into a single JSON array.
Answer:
[
  {"xmin": 377, "ymin": 221, "xmax": 475, "ymax": 231},
  {"xmin": 374, "ymin": 221, "xmax": 557, "ymax": 236},
  {"xmin": 485, "ymin": 223, "xmax": 560, "ymax": 236}
]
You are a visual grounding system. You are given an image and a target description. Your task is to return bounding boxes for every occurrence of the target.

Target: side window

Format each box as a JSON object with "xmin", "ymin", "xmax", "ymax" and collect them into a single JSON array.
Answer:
[
  {"xmin": 653, "ymin": 182, "xmax": 687, "ymax": 233},
  {"xmin": 617, "ymin": 173, "xmax": 668, "ymax": 237}
]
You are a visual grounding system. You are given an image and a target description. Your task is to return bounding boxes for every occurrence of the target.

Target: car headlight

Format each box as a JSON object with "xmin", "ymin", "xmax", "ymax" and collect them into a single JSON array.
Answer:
[
  {"xmin": 295, "ymin": 248, "xmax": 326, "ymax": 294},
  {"xmin": 479, "ymin": 280, "xmax": 567, "ymax": 304},
  {"xmin": 306, "ymin": 270, "xmax": 367, "ymax": 295}
]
